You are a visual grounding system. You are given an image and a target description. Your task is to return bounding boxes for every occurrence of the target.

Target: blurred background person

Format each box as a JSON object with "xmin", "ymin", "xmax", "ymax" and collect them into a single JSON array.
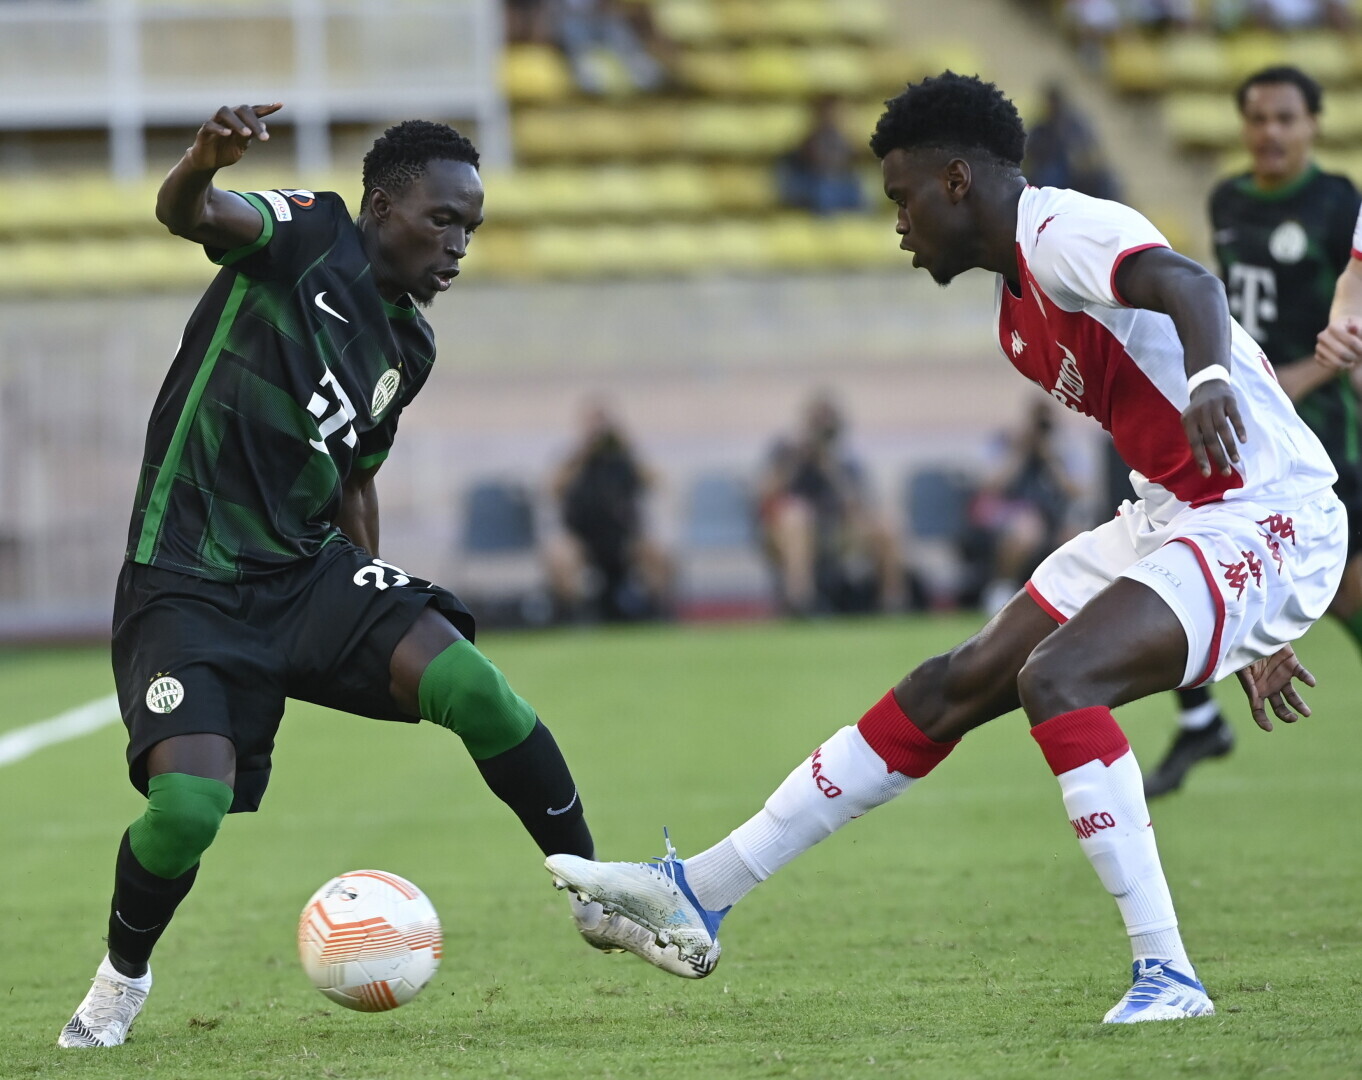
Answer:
[
  {"xmin": 1145, "ymin": 64, "xmax": 1361, "ymax": 798},
  {"xmin": 775, "ymin": 95, "xmax": 867, "ymax": 217},
  {"xmin": 972, "ymin": 400, "xmax": 1085, "ymax": 616},
  {"xmin": 556, "ymin": 0, "xmax": 670, "ymax": 96},
  {"xmin": 757, "ymin": 393, "xmax": 902, "ymax": 616},
  {"xmin": 1023, "ymin": 82, "xmax": 1120, "ymax": 200},
  {"xmin": 544, "ymin": 400, "xmax": 674, "ymax": 622}
]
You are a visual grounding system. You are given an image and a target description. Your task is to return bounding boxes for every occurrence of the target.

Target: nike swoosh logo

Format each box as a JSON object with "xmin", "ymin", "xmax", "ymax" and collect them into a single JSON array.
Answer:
[
  {"xmin": 314, "ymin": 291, "xmax": 349, "ymax": 324},
  {"xmin": 547, "ymin": 790, "xmax": 579, "ymax": 816}
]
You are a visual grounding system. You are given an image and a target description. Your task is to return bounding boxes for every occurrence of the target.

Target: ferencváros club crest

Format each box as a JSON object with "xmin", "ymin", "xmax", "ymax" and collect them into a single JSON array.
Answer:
[
  {"xmin": 371, "ymin": 369, "xmax": 401, "ymax": 419},
  {"xmin": 146, "ymin": 674, "xmax": 185, "ymax": 713}
]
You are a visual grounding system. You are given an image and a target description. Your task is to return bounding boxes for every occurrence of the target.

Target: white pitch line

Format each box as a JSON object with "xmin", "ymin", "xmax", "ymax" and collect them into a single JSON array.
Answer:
[{"xmin": 0, "ymin": 692, "xmax": 121, "ymax": 768}]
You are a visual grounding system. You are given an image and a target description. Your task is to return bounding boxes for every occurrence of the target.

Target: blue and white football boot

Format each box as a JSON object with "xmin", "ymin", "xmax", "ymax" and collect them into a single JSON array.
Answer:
[
  {"xmin": 1103, "ymin": 959, "xmax": 1215, "ymax": 1023},
  {"xmin": 548, "ymin": 831, "xmax": 725, "ymax": 979}
]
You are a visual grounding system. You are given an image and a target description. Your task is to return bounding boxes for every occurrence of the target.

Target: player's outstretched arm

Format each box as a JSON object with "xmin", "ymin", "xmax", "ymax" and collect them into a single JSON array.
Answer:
[
  {"xmin": 1235, "ymin": 644, "xmax": 1315, "ymax": 732},
  {"xmin": 156, "ymin": 103, "xmax": 283, "ymax": 251},
  {"xmin": 1114, "ymin": 247, "xmax": 1246, "ymax": 478},
  {"xmin": 1316, "ymin": 254, "xmax": 1362, "ymax": 373}
]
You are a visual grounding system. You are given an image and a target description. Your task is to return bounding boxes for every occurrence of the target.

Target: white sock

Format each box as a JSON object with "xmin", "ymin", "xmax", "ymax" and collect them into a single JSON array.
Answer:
[
  {"xmin": 1055, "ymin": 749, "xmax": 1193, "ymax": 973},
  {"xmin": 685, "ymin": 726, "xmax": 913, "ymax": 912},
  {"xmin": 1178, "ymin": 700, "xmax": 1220, "ymax": 731}
]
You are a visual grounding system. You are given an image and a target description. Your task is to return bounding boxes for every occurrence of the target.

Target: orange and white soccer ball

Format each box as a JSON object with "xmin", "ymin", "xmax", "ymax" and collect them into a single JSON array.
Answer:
[{"xmin": 298, "ymin": 869, "xmax": 442, "ymax": 1012}]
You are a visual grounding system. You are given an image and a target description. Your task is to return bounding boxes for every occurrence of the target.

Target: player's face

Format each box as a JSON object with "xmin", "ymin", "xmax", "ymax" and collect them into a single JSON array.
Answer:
[
  {"xmin": 881, "ymin": 148, "xmax": 973, "ymax": 286},
  {"xmin": 372, "ymin": 159, "xmax": 484, "ymax": 306},
  {"xmin": 1240, "ymin": 83, "xmax": 1317, "ymax": 185}
]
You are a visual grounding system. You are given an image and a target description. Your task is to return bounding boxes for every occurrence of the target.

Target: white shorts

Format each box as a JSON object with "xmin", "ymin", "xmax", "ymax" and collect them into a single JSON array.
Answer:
[{"xmin": 1027, "ymin": 492, "xmax": 1347, "ymax": 687}]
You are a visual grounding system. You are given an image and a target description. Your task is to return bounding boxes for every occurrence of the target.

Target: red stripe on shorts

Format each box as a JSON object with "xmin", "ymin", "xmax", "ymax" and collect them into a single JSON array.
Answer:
[
  {"xmin": 1166, "ymin": 536, "xmax": 1225, "ymax": 687},
  {"xmin": 1024, "ymin": 580, "xmax": 1068, "ymax": 624}
]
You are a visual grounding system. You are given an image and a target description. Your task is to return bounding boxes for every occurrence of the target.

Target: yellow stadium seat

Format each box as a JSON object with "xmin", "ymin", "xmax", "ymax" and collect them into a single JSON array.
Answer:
[
  {"xmin": 464, "ymin": 229, "xmax": 536, "ymax": 279},
  {"xmin": 513, "ymin": 109, "xmax": 581, "ymax": 160},
  {"xmin": 524, "ymin": 224, "xmax": 601, "ymax": 277},
  {"xmin": 1224, "ymin": 30, "xmax": 1288, "ymax": 83},
  {"xmin": 868, "ymin": 47, "xmax": 922, "ymax": 91},
  {"xmin": 764, "ymin": 213, "xmax": 824, "ymax": 270},
  {"xmin": 828, "ymin": 215, "xmax": 900, "ymax": 269},
  {"xmin": 764, "ymin": 0, "xmax": 841, "ymax": 41},
  {"xmin": 1323, "ymin": 90, "xmax": 1362, "ymax": 141},
  {"xmin": 715, "ymin": 0, "xmax": 769, "ymax": 38},
  {"xmin": 652, "ymin": 0, "xmax": 722, "ymax": 45},
  {"xmin": 710, "ymin": 163, "xmax": 778, "ymax": 212},
  {"xmin": 591, "ymin": 165, "xmax": 666, "ymax": 217},
  {"xmin": 1165, "ymin": 93, "xmax": 1239, "ymax": 148},
  {"xmin": 839, "ymin": 0, "xmax": 893, "ymax": 40},
  {"xmin": 1164, "ymin": 33, "xmax": 1233, "ymax": 90},
  {"xmin": 572, "ymin": 108, "xmax": 643, "ymax": 158},
  {"xmin": 481, "ymin": 171, "xmax": 548, "ymax": 225},
  {"xmin": 501, "ymin": 45, "xmax": 574, "ymax": 104},
  {"xmin": 680, "ymin": 102, "xmax": 806, "ymax": 156},
  {"xmin": 804, "ymin": 45, "xmax": 875, "ymax": 97},
  {"xmin": 678, "ymin": 50, "xmax": 750, "ymax": 95},
  {"xmin": 744, "ymin": 46, "xmax": 812, "ymax": 97},
  {"xmin": 910, "ymin": 40, "xmax": 985, "ymax": 81},
  {"xmin": 706, "ymin": 219, "xmax": 771, "ymax": 271},
  {"xmin": 647, "ymin": 163, "xmax": 715, "ymax": 215},
  {"xmin": 628, "ymin": 222, "xmax": 709, "ymax": 275},
  {"xmin": 1105, "ymin": 34, "xmax": 1168, "ymax": 94},
  {"xmin": 1282, "ymin": 31, "xmax": 1353, "ymax": 86},
  {"xmin": 631, "ymin": 104, "xmax": 686, "ymax": 156}
]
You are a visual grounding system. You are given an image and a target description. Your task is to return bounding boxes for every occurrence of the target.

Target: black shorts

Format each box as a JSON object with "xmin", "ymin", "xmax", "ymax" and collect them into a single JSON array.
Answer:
[{"xmin": 112, "ymin": 541, "xmax": 475, "ymax": 813}]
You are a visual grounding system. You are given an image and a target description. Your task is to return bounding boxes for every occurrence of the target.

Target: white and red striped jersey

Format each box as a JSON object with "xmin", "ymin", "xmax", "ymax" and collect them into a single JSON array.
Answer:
[{"xmin": 995, "ymin": 185, "xmax": 1336, "ymax": 521}]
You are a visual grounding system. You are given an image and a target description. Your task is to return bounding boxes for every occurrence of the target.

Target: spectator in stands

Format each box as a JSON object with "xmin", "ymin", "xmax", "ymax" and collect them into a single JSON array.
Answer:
[
  {"xmin": 973, "ymin": 400, "xmax": 1084, "ymax": 616},
  {"xmin": 1023, "ymin": 83, "xmax": 1120, "ymax": 201},
  {"xmin": 544, "ymin": 399, "xmax": 673, "ymax": 621},
  {"xmin": 757, "ymin": 392, "xmax": 902, "ymax": 615},
  {"xmin": 556, "ymin": 0, "xmax": 669, "ymax": 95},
  {"xmin": 776, "ymin": 96, "xmax": 867, "ymax": 217},
  {"xmin": 1245, "ymin": 0, "xmax": 1352, "ymax": 31},
  {"xmin": 505, "ymin": 0, "xmax": 554, "ymax": 44}
]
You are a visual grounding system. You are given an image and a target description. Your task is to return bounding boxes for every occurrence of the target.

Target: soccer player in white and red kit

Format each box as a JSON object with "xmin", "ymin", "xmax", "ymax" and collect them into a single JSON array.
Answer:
[{"xmin": 545, "ymin": 73, "xmax": 1348, "ymax": 1023}]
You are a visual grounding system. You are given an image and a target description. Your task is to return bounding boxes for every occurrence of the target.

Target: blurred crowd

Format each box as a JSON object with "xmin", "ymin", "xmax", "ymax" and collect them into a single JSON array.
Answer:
[{"xmin": 505, "ymin": 0, "xmax": 676, "ymax": 94}]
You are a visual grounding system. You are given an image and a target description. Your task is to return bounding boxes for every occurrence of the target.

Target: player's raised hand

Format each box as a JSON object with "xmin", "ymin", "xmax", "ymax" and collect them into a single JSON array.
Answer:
[
  {"xmin": 186, "ymin": 103, "xmax": 283, "ymax": 172},
  {"xmin": 1315, "ymin": 316, "xmax": 1362, "ymax": 373},
  {"xmin": 1236, "ymin": 643, "xmax": 1315, "ymax": 732},
  {"xmin": 1182, "ymin": 378, "xmax": 1247, "ymax": 478}
]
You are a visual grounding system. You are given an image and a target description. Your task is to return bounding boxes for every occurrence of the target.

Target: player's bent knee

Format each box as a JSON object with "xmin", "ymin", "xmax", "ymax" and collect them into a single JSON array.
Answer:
[
  {"xmin": 1016, "ymin": 639, "xmax": 1083, "ymax": 720},
  {"xmin": 128, "ymin": 772, "xmax": 233, "ymax": 879},
  {"xmin": 417, "ymin": 640, "xmax": 537, "ymax": 760}
]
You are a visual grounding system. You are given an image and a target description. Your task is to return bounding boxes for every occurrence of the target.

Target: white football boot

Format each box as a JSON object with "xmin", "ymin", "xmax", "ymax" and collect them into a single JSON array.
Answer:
[
  {"xmin": 57, "ymin": 955, "xmax": 152, "ymax": 1047},
  {"xmin": 570, "ymin": 896, "xmax": 720, "ymax": 979},
  {"xmin": 1103, "ymin": 959, "xmax": 1215, "ymax": 1023},
  {"xmin": 549, "ymin": 832, "xmax": 724, "ymax": 978}
]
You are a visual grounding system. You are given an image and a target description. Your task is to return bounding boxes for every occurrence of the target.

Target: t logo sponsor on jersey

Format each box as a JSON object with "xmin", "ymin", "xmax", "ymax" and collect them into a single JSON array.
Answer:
[
  {"xmin": 1227, "ymin": 263, "xmax": 1276, "ymax": 341},
  {"xmin": 1049, "ymin": 343, "xmax": 1085, "ymax": 411},
  {"xmin": 314, "ymin": 291, "xmax": 349, "ymax": 324},
  {"xmin": 307, "ymin": 368, "xmax": 359, "ymax": 454}
]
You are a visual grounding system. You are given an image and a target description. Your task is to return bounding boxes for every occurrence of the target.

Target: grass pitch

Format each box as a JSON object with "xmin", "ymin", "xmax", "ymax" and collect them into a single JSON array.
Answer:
[{"xmin": 2, "ymin": 615, "xmax": 1359, "ymax": 1079}]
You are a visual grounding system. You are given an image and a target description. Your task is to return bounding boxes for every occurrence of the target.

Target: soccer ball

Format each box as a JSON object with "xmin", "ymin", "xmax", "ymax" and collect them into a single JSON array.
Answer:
[{"xmin": 298, "ymin": 869, "xmax": 442, "ymax": 1011}]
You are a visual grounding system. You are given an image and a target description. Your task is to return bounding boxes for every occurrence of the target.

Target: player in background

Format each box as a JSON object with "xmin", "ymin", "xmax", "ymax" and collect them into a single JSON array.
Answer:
[
  {"xmin": 545, "ymin": 73, "xmax": 1347, "ymax": 1024},
  {"xmin": 58, "ymin": 103, "xmax": 692, "ymax": 1051},
  {"xmin": 1145, "ymin": 65, "xmax": 1362, "ymax": 797}
]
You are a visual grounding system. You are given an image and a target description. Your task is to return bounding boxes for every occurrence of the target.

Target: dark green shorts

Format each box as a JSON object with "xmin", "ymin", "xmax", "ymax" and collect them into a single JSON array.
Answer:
[{"xmin": 112, "ymin": 540, "xmax": 475, "ymax": 813}]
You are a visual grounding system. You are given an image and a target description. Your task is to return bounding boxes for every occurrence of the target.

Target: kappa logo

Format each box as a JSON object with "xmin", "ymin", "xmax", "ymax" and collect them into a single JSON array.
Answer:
[
  {"xmin": 371, "ymin": 368, "xmax": 401, "ymax": 418},
  {"xmin": 1036, "ymin": 214, "xmax": 1057, "ymax": 240},
  {"xmin": 146, "ymin": 674, "xmax": 185, "ymax": 714},
  {"xmin": 1010, "ymin": 329, "xmax": 1026, "ymax": 357},
  {"xmin": 314, "ymin": 291, "xmax": 349, "ymax": 324},
  {"xmin": 810, "ymin": 746, "xmax": 842, "ymax": 798}
]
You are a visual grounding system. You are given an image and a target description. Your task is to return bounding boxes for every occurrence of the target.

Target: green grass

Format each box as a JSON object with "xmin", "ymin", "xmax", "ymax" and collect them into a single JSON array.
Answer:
[{"xmin": 2, "ymin": 615, "xmax": 1359, "ymax": 1079}]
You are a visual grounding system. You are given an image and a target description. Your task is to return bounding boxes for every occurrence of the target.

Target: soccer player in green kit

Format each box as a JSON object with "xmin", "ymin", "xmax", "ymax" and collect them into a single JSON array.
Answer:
[
  {"xmin": 58, "ymin": 102, "xmax": 689, "ymax": 1050},
  {"xmin": 1146, "ymin": 66, "xmax": 1362, "ymax": 796}
]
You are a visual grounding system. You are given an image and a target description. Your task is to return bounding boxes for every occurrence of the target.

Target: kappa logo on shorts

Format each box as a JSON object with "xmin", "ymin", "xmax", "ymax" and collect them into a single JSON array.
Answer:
[
  {"xmin": 146, "ymin": 674, "xmax": 185, "ymax": 714},
  {"xmin": 371, "ymin": 368, "xmax": 401, "ymax": 418}
]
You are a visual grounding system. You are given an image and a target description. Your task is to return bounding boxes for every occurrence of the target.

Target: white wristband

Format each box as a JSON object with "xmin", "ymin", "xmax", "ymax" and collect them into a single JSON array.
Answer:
[{"xmin": 1187, "ymin": 365, "xmax": 1230, "ymax": 394}]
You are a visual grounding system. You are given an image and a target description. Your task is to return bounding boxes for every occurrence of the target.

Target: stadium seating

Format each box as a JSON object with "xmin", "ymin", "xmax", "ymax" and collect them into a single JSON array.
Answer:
[{"xmin": 0, "ymin": 0, "xmax": 991, "ymax": 293}]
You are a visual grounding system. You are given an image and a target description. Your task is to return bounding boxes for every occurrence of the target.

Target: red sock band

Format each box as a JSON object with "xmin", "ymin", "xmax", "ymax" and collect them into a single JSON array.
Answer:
[
  {"xmin": 1030, "ymin": 706, "xmax": 1130, "ymax": 775},
  {"xmin": 856, "ymin": 690, "xmax": 959, "ymax": 779}
]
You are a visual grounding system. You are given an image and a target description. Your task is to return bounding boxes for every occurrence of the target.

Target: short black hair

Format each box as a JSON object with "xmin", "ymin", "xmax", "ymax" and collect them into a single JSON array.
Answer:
[
  {"xmin": 870, "ymin": 71, "xmax": 1026, "ymax": 169},
  {"xmin": 361, "ymin": 120, "xmax": 480, "ymax": 209},
  {"xmin": 1235, "ymin": 65, "xmax": 1322, "ymax": 115}
]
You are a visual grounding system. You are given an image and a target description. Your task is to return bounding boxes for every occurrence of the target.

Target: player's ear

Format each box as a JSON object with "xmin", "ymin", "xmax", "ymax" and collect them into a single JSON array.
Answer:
[
  {"xmin": 944, "ymin": 158, "xmax": 971, "ymax": 203},
  {"xmin": 368, "ymin": 187, "xmax": 393, "ymax": 224}
]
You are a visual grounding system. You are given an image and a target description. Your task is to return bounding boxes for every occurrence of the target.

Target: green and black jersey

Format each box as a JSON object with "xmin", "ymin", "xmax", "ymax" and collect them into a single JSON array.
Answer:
[
  {"xmin": 1209, "ymin": 166, "xmax": 1361, "ymax": 473},
  {"xmin": 126, "ymin": 189, "xmax": 436, "ymax": 581}
]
